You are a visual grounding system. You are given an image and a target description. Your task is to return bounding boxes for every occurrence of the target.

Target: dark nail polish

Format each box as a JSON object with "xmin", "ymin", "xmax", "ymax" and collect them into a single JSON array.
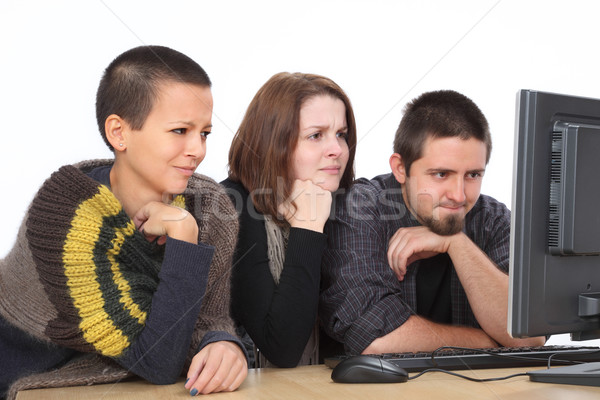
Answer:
[
  {"xmin": 185, "ymin": 378, "xmax": 189, "ymax": 385},
  {"xmin": 190, "ymin": 388, "xmax": 198, "ymax": 396}
]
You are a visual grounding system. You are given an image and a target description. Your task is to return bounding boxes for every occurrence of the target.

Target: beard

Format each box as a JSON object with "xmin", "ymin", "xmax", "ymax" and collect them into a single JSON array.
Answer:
[
  {"xmin": 402, "ymin": 185, "xmax": 468, "ymax": 236},
  {"xmin": 419, "ymin": 212, "xmax": 464, "ymax": 236}
]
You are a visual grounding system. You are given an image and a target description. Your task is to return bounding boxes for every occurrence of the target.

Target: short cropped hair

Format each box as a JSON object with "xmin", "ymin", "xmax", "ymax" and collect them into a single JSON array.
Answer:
[
  {"xmin": 228, "ymin": 72, "xmax": 357, "ymax": 222},
  {"xmin": 393, "ymin": 90, "xmax": 491, "ymax": 176},
  {"xmin": 96, "ymin": 45, "xmax": 211, "ymax": 151}
]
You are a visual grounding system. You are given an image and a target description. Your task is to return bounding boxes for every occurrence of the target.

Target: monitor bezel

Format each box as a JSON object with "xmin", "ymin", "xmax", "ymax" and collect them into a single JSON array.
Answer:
[{"xmin": 508, "ymin": 89, "xmax": 600, "ymax": 341}]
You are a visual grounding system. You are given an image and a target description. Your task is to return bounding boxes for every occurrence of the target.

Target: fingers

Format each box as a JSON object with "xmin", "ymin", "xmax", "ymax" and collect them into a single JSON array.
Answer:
[
  {"xmin": 186, "ymin": 342, "xmax": 248, "ymax": 395},
  {"xmin": 387, "ymin": 227, "xmax": 446, "ymax": 281},
  {"xmin": 132, "ymin": 205, "xmax": 160, "ymax": 243},
  {"xmin": 132, "ymin": 201, "xmax": 198, "ymax": 244},
  {"xmin": 387, "ymin": 229, "xmax": 410, "ymax": 280},
  {"xmin": 185, "ymin": 352, "xmax": 205, "ymax": 392},
  {"xmin": 282, "ymin": 179, "xmax": 332, "ymax": 231},
  {"xmin": 187, "ymin": 343, "xmax": 247, "ymax": 395}
]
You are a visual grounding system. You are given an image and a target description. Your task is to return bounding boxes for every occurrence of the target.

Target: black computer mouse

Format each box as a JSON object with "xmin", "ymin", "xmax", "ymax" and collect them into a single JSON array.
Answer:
[{"xmin": 331, "ymin": 355, "xmax": 409, "ymax": 383}]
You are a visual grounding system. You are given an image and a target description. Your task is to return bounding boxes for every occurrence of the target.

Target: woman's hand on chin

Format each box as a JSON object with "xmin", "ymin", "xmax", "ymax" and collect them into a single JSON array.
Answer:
[
  {"xmin": 278, "ymin": 179, "xmax": 332, "ymax": 233},
  {"xmin": 133, "ymin": 202, "xmax": 199, "ymax": 244}
]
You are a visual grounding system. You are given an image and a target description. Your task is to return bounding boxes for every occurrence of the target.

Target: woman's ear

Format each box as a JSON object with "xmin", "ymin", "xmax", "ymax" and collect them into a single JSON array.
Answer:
[
  {"xmin": 389, "ymin": 153, "xmax": 407, "ymax": 184},
  {"xmin": 105, "ymin": 114, "xmax": 127, "ymax": 151}
]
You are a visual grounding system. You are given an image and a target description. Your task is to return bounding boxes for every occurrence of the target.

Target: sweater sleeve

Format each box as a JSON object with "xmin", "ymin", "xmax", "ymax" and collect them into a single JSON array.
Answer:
[
  {"xmin": 228, "ymin": 183, "xmax": 326, "ymax": 367},
  {"xmin": 182, "ymin": 179, "xmax": 246, "ymax": 369},
  {"xmin": 116, "ymin": 237, "xmax": 213, "ymax": 384}
]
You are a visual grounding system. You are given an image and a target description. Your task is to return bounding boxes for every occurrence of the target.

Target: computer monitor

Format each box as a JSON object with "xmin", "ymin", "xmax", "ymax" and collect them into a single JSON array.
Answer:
[{"xmin": 508, "ymin": 89, "xmax": 600, "ymax": 385}]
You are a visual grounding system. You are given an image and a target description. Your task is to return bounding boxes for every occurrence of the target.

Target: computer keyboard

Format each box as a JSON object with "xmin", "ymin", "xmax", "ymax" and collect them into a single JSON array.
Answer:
[{"xmin": 325, "ymin": 345, "xmax": 600, "ymax": 372}]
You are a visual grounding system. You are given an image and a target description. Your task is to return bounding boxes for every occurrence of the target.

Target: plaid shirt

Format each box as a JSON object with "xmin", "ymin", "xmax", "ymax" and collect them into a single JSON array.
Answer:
[{"xmin": 320, "ymin": 173, "xmax": 511, "ymax": 354}]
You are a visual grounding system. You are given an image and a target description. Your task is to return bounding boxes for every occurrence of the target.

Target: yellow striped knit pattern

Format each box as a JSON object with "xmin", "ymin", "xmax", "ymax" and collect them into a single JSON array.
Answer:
[
  {"xmin": 63, "ymin": 185, "xmax": 143, "ymax": 357},
  {"xmin": 171, "ymin": 194, "xmax": 185, "ymax": 209}
]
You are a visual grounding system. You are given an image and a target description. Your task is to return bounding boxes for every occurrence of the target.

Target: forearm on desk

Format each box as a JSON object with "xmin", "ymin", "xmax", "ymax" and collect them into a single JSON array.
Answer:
[
  {"xmin": 118, "ymin": 238, "xmax": 213, "ymax": 384},
  {"xmin": 449, "ymin": 234, "xmax": 545, "ymax": 347},
  {"xmin": 233, "ymin": 227, "xmax": 325, "ymax": 367},
  {"xmin": 362, "ymin": 315, "xmax": 498, "ymax": 354}
]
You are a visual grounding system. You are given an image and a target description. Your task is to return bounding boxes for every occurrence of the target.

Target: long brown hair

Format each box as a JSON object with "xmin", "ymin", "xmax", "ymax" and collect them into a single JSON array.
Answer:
[{"xmin": 228, "ymin": 72, "xmax": 356, "ymax": 221}]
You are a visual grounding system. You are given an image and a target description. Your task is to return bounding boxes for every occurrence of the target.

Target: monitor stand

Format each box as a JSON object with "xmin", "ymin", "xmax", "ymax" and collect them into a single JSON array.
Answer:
[{"xmin": 527, "ymin": 362, "xmax": 600, "ymax": 387}]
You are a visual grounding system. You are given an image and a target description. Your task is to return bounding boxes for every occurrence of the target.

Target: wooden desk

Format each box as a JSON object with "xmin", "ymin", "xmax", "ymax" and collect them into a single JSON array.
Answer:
[{"xmin": 16, "ymin": 365, "xmax": 600, "ymax": 400}]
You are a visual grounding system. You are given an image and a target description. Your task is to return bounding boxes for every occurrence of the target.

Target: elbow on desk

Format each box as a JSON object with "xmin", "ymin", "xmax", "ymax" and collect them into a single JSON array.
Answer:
[
  {"xmin": 138, "ymin": 370, "xmax": 181, "ymax": 386},
  {"xmin": 259, "ymin": 347, "xmax": 304, "ymax": 368},
  {"xmin": 116, "ymin": 348, "xmax": 186, "ymax": 385},
  {"xmin": 124, "ymin": 359, "xmax": 182, "ymax": 385},
  {"xmin": 270, "ymin": 358, "xmax": 300, "ymax": 368},
  {"xmin": 252, "ymin": 331, "xmax": 309, "ymax": 367}
]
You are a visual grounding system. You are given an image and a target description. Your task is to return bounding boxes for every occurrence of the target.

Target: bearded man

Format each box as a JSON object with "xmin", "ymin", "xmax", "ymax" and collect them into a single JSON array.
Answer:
[{"xmin": 319, "ymin": 90, "xmax": 545, "ymax": 356}]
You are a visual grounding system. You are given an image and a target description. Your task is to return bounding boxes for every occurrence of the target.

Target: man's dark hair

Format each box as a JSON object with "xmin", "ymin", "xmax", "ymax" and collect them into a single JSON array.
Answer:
[
  {"xmin": 95, "ymin": 45, "xmax": 211, "ymax": 151},
  {"xmin": 393, "ymin": 90, "xmax": 491, "ymax": 175}
]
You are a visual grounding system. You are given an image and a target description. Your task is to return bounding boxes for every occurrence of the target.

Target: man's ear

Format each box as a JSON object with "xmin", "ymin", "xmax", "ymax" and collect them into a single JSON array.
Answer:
[
  {"xmin": 389, "ymin": 153, "xmax": 407, "ymax": 184},
  {"xmin": 105, "ymin": 114, "xmax": 128, "ymax": 152}
]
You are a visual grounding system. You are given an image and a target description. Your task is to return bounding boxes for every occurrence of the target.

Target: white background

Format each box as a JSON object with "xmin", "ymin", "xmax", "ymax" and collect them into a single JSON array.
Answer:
[{"xmin": 1, "ymin": 0, "xmax": 600, "ymax": 346}]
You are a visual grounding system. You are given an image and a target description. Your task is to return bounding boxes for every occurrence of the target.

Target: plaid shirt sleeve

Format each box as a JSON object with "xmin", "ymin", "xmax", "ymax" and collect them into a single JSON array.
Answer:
[
  {"xmin": 320, "ymin": 178, "xmax": 415, "ymax": 354},
  {"xmin": 466, "ymin": 194, "xmax": 511, "ymax": 273}
]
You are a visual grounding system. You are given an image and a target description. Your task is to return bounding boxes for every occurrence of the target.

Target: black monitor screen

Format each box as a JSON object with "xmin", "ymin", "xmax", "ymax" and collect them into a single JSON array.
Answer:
[{"xmin": 509, "ymin": 89, "xmax": 600, "ymax": 341}]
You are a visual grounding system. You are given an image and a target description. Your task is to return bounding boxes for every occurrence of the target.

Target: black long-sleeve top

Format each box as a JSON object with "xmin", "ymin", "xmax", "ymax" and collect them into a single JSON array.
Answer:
[{"xmin": 221, "ymin": 179, "xmax": 327, "ymax": 367}]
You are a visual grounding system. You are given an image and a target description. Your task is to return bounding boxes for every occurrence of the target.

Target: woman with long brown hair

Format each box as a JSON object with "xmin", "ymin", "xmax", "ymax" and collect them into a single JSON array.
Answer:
[{"xmin": 222, "ymin": 72, "xmax": 356, "ymax": 367}]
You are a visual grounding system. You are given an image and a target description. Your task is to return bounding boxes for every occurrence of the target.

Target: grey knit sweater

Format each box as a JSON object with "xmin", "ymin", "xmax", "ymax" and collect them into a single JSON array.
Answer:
[{"xmin": 0, "ymin": 160, "xmax": 240, "ymax": 399}]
